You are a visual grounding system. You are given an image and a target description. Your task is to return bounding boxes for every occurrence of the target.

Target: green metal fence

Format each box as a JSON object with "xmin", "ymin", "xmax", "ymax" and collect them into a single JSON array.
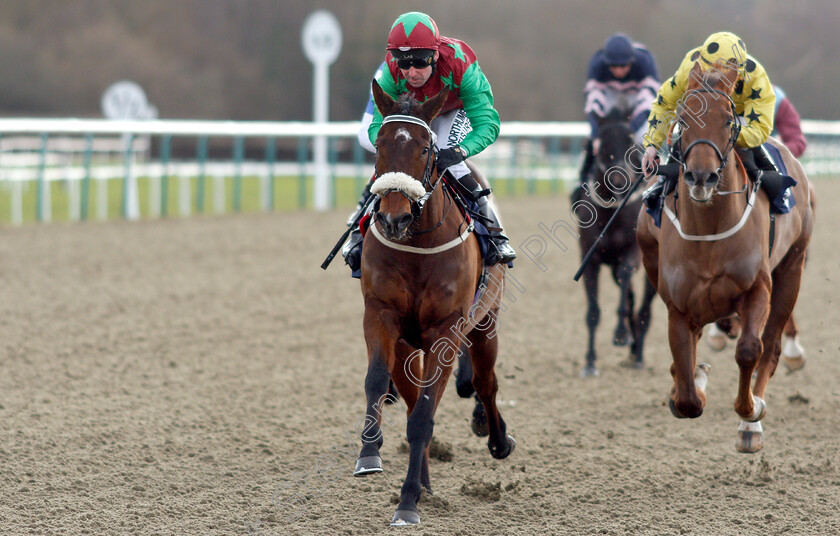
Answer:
[{"xmin": 0, "ymin": 118, "xmax": 837, "ymax": 225}]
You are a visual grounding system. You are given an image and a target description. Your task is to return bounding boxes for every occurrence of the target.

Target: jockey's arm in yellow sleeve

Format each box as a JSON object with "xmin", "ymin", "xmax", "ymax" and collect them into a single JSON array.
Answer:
[
  {"xmin": 642, "ymin": 50, "xmax": 693, "ymax": 151},
  {"xmin": 734, "ymin": 59, "xmax": 775, "ymax": 148}
]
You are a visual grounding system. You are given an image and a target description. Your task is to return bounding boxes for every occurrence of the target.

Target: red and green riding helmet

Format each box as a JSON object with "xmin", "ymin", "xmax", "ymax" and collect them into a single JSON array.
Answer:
[{"xmin": 387, "ymin": 12, "xmax": 441, "ymax": 51}]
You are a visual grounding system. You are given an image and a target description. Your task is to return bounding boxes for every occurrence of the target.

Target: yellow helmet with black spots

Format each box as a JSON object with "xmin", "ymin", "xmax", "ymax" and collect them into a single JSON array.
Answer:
[{"xmin": 698, "ymin": 32, "xmax": 747, "ymax": 71}]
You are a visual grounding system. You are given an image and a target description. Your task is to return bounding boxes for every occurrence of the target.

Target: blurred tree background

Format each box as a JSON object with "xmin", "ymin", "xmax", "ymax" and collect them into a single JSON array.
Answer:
[{"xmin": 0, "ymin": 0, "xmax": 837, "ymax": 121}]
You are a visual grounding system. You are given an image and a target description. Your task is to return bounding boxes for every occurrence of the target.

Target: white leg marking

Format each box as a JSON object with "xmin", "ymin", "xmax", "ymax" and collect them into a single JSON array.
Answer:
[
  {"xmin": 738, "ymin": 420, "xmax": 763, "ymax": 433},
  {"xmin": 750, "ymin": 396, "xmax": 766, "ymax": 422},
  {"xmin": 706, "ymin": 323, "xmax": 727, "ymax": 351},
  {"xmin": 694, "ymin": 363, "xmax": 711, "ymax": 392},
  {"xmin": 782, "ymin": 335, "xmax": 805, "ymax": 359}
]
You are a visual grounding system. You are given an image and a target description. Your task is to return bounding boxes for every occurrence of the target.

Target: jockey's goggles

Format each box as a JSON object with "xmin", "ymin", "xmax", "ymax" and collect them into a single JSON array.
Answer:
[
  {"xmin": 700, "ymin": 55, "xmax": 745, "ymax": 73},
  {"xmin": 393, "ymin": 50, "xmax": 435, "ymax": 70}
]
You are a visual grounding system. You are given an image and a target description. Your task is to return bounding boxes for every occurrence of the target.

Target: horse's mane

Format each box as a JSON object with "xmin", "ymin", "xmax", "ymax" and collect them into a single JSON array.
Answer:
[{"xmin": 702, "ymin": 68, "xmax": 725, "ymax": 88}]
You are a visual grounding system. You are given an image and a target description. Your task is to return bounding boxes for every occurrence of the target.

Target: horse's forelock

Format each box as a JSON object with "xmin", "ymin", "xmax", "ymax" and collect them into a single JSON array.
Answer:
[
  {"xmin": 703, "ymin": 69, "xmax": 725, "ymax": 89},
  {"xmin": 602, "ymin": 106, "xmax": 630, "ymax": 124},
  {"xmin": 397, "ymin": 93, "xmax": 416, "ymax": 116}
]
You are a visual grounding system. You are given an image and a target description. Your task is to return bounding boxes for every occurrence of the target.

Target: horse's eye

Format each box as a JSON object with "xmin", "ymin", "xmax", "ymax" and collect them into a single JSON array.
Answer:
[{"xmin": 421, "ymin": 147, "xmax": 429, "ymax": 155}]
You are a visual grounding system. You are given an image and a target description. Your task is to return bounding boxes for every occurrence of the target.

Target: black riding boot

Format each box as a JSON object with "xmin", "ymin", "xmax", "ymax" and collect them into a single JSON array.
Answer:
[
  {"xmin": 737, "ymin": 146, "xmax": 778, "ymax": 182},
  {"xmin": 641, "ymin": 176, "xmax": 666, "ymax": 211},
  {"xmin": 452, "ymin": 172, "xmax": 516, "ymax": 265},
  {"xmin": 342, "ymin": 182, "xmax": 373, "ymax": 272},
  {"xmin": 641, "ymin": 144, "xmax": 683, "ymax": 207}
]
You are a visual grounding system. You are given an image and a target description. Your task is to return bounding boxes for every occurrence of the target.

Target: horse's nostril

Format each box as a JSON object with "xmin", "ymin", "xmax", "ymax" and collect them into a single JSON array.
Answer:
[
  {"xmin": 684, "ymin": 171, "xmax": 695, "ymax": 184},
  {"xmin": 706, "ymin": 172, "xmax": 720, "ymax": 185},
  {"xmin": 396, "ymin": 213, "xmax": 413, "ymax": 232}
]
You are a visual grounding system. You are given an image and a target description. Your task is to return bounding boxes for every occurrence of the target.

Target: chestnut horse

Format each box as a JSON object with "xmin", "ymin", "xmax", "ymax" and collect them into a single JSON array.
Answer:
[
  {"xmin": 355, "ymin": 80, "xmax": 515, "ymax": 526},
  {"xmin": 574, "ymin": 105, "xmax": 657, "ymax": 376},
  {"xmin": 636, "ymin": 63, "xmax": 814, "ymax": 453},
  {"xmin": 707, "ymin": 180, "xmax": 816, "ymax": 371}
]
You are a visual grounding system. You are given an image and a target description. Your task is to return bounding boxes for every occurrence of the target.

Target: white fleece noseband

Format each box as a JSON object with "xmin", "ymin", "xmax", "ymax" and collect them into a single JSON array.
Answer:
[{"xmin": 370, "ymin": 172, "xmax": 427, "ymax": 201}]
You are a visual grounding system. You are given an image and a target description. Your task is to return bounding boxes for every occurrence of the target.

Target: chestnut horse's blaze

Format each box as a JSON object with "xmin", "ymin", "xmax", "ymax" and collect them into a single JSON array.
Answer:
[
  {"xmin": 636, "ymin": 63, "xmax": 814, "ymax": 453},
  {"xmin": 355, "ymin": 80, "xmax": 515, "ymax": 526}
]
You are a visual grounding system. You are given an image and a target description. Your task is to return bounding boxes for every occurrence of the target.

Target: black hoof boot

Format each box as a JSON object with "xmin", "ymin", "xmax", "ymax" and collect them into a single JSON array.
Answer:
[
  {"xmin": 471, "ymin": 397, "xmax": 489, "ymax": 437},
  {"xmin": 489, "ymin": 435, "xmax": 516, "ymax": 459}
]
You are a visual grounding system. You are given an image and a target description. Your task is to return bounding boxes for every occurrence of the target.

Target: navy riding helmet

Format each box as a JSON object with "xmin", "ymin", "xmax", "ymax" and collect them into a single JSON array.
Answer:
[{"xmin": 603, "ymin": 33, "xmax": 634, "ymax": 65}]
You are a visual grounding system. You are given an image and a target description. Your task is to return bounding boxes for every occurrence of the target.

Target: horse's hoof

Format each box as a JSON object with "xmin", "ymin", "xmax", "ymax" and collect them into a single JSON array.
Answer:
[
  {"xmin": 353, "ymin": 456, "xmax": 383, "ymax": 476},
  {"xmin": 489, "ymin": 435, "xmax": 516, "ymax": 460},
  {"xmin": 580, "ymin": 365, "xmax": 600, "ymax": 378},
  {"xmin": 668, "ymin": 398, "xmax": 682, "ymax": 418},
  {"xmin": 471, "ymin": 418, "xmax": 489, "ymax": 437},
  {"xmin": 736, "ymin": 421, "xmax": 764, "ymax": 453},
  {"xmin": 620, "ymin": 358, "xmax": 644, "ymax": 369},
  {"xmin": 613, "ymin": 330, "xmax": 631, "ymax": 347},
  {"xmin": 455, "ymin": 372, "xmax": 475, "ymax": 398},
  {"xmin": 706, "ymin": 323, "xmax": 727, "ymax": 352},
  {"xmin": 390, "ymin": 509, "xmax": 420, "ymax": 526},
  {"xmin": 456, "ymin": 382, "xmax": 475, "ymax": 399},
  {"xmin": 668, "ymin": 398, "xmax": 702, "ymax": 419},
  {"xmin": 783, "ymin": 356, "xmax": 806, "ymax": 372}
]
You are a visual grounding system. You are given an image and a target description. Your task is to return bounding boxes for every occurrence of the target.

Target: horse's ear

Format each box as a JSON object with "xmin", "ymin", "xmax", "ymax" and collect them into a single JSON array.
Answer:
[
  {"xmin": 718, "ymin": 65, "xmax": 740, "ymax": 96},
  {"xmin": 418, "ymin": 88, "xmax": 450, "ymax": 123},
  {"xmin": 372, "ymin": 79, "xmax": 396, "ymax": 116},
  {"xmin": 686, "ymin": 62, "xmax": 703, "ymax": 90}
]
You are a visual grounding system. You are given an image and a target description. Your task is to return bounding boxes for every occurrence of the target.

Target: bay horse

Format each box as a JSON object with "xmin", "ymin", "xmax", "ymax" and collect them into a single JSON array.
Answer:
[
  {"xmin": 573, "ymin": 106, "xmax": 657, "ymax": 377},
  {"xmin": 637, "ymin": 63, "xmax": 814, "ymax": 452},
  {"xmin": 355, "ymin": 80, "xmax": 515, "ymax": 526}
]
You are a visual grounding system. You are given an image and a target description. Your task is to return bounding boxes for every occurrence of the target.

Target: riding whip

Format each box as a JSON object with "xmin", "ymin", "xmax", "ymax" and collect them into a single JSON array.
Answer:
[
  {"xmin": 573, "ymin": 169, "xmax": 657, "ymax": 282},
  {"xmin": 320, "ymin": 193, "xmax": 378, "ymax": 270}
]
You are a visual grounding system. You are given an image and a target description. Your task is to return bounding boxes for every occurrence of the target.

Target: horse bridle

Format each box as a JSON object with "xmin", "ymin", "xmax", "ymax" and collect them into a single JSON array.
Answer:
[
  {"xmin": 663, "ymin": 88, "xmax": 764, "ymax": 242},
  {"xmin": 677, "ymin": 88, "xmax": 741, "ymax": 178},
  {"xmin": 374, "ymin": 114, "xmax": 450, "ymax": 230}
]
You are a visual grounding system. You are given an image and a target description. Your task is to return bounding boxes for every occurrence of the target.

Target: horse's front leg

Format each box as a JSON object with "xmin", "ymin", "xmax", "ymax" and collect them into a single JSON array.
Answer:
[
  {"xmin": 731, "ymin": 277, "xmax": 772, "ymax": 454},
  {"xmin": 732, "ymin": 277, "xmax": 772, "ymax": 429},
  {"xmin": 581, "ymin": 262, "xmax": 601, "ymax": 377},
  {"xmin": 667, "ymin": 307, "xmax": 705, "ymax": 418},
  {"xmin": 612, "ymin": 261, "xmax": 635, "ymax": 348},
  {"xmin": 354, "ymin": 306, "xmax": 401, "ymax": 477},
  {"xmin": 391, "ymin": 316, "xmax": 460, "ymax": 526}
]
